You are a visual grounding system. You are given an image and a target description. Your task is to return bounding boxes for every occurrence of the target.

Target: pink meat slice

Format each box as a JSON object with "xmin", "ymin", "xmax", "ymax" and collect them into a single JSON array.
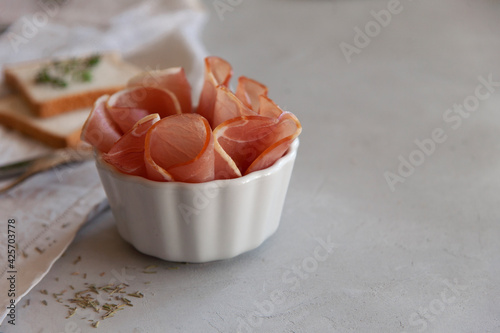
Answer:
[
  {"xmin": 107, "ymin": 86, "xmax": 181, "ymax": 133},
  {"xmin": 144, "ymin": 114, "xmax": 214, "ymax": 183},
  {"xmin": 246, "ymin": 111, "xmax": 301, "ymax": 174},
  {"xmin": 214, "ymin": 116, "xmax": 279, "ymax": 174},
  {"xmin": 81, "ymin": 95, "xmax": 122, "ymax": 153},
  {"xmin": 212, "ymin": 86, "xmax": 257, "ymax": 129},
  {"xmin": 258, "ymin": 95, "xmax": 285, "ymax": 118},
  {"xmin": 102, "ymin": 114, "xmax": 160, "ymax": 177},
  {"xmin": 214, "ymin": 140, "xmax": 242, "ymax": 180},
  {"xmin": 196, "ymin": 56, "xmax": 233, "ymax": 128},
  {"xmin": 127, "ymin": 67, "xmax": 192, "ymax": 114},
  {"xmin": 214, "ymin": 109, "xmax": 302, "ymax": 175},
  {"xmin": 235, "ymin": 76, "xmax": 268, "ymax": 112}
]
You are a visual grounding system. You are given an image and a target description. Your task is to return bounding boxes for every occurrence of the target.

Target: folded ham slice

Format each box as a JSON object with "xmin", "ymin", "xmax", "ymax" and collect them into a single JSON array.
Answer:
[
  {"xmin": 212, "ymin": 86, "xmax": 256, "ymax": 129},
  {"xmin": 235, "ymin": 76, "xmax": 268, "ymax": 112},
  {"xmin": 214, "ymin": 107, "xmax": 301, "ymax": 175},
  {"xmin": 257, "ymin": 95, "xmax": 284, "ymax": 118},
  {"xmin": 144, "ymin": 114, "xmax": 214, "ymax": 183},
  {"xmin": 245, "ymin": 112, "xmax": 301, "ymax": 174},
  {"xmin": 82, "ymin": 56, "xmax": 302, "ymax": 183},
  {"xmin": 214, "ymin": 116, "xmax": 279, "ymax": 174},
  {"xmin": 107, "ymin": 86, "xmax": 181, "ymax": 133},
  {"xmin": 197, "ymin": 57, "xmax": 233, "ymax": 128},
  {"xmin": 214, "ymin": 140, "xmax": 242, "ymax": 180},
  {"xmin": 81, "ymin": 95, "xmax": 122, "ymax": 153},
  {"xmin": 127, "ymin": 67, "xmax": 192, "ymax": 114},
  {"xmin": 102, "ymin": 114, "xmax": 160, "ymax": 177},
  {"xmin": 247, "ymin": 97, "xmax": 301, "ymax": 173}
]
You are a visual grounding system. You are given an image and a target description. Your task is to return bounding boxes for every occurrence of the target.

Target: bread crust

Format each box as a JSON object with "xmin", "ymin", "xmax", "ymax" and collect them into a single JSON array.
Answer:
[
  {"xmin": 3, "ymin": 53, "xmax": 140, "ymax": 118},
  {"xmin": 0, "ymin": 95, "xmax": 89, "ymax": 148}
]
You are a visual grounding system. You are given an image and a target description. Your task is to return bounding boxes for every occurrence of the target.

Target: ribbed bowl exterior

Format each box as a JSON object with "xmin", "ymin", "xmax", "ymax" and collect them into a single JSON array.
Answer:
[{"xmin": 95, "ymin": 139, "xmax": 299, "ymax": 263}]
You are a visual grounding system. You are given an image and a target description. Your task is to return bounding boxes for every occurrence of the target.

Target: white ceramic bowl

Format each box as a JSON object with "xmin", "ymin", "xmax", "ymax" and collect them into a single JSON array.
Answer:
[{"xmin": 95, "ymin": 139, "xmax": 299, "ymax": 263}]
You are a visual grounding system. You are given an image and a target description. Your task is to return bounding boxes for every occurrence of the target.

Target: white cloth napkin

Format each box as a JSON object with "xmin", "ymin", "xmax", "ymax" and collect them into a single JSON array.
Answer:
[{"xmin": 0, "ymin": 0, "xmax": 207, "ymax": 324}]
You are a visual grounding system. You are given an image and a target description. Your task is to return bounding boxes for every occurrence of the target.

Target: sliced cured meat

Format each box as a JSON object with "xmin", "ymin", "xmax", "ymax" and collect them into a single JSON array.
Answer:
[
  {"xmin": 246, "ymin": 112, "xmax": 302, "ymax": 174},
  {"xmin": 205, "ymin": 56, "xmax": 232, "ymax": 86},
  {"xmin": 235, "ymin": 76, "xmax": 268, "ymax": 112},
  {"xmin": 245, "ymin": 139, "xmax": 295, "ymax": 175},
  {"xmin": 144, "ymin": 114, "xmax": 214, "ymax": 183},
  {"xmin": 81, "ymin": 57, "xmax": 303, "ymax": 183},
  {"xmin": 102, "ymin": 114, "xmax": 160, "ymax": 177},
  {"xmin": 212, "ymin": 86, "xmax": 256, "ymax": 129},
  {"xmin": 107, "ymin": 86, "xmax": 181, "ymax": 133},
  {"xmin": 213, "ymin": 116, "xmax": 279, "ymax": 174},
  {"xmin": 214, "ymin": 112, "xmax": 301, "ymax": 175},
  {"xmin": 127, "ymin": 67, "xmax": 192, "ymax": 114},
  {"xmin": 81, "ymin": 95, "xmax": 122, "ymax": 153},
  {"xmin": 258, "ymin": 95, "xmax": 284, "ymax": 118},
  {"xmin": 214, "ymin": 141, "xmax": 242, "ymax": 180},
  {"xmin": 197, "ymin": 57, "xmax": 233, "ymax": 128}
]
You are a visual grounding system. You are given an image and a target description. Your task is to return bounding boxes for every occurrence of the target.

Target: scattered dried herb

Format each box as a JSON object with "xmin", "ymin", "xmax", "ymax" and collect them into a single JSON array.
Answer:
[
  {"xmin": 88, "ymin": 285, "xmax": 99, "ymax": 295},
  {"xmin": 127, "ymin": 292, "xmax": 144, "ymax": 298},
  {"xmin": 143, "ymin": 264, "xmax": 158, "ymax": 274},
  {"xmin": 121, "ymin": 297, "xmax": 133, "ymax": 306},
  {"xmin": 73, "ymin": 256, "xmax": 82, "ymax": 265},
  {"xmin": 66, "ymin": 307, "xmax": 77, "ymax": 319},
  {"xmin": 39, "ymin": 279, "xmax": 145, "ymax": 328},
  {"xmin": 63, "ymin": 282, "xmax": 142, "ymax": 327},
  {"xmin": 23, "ymin": 299, "xmax": 30, "ymax": 308}
]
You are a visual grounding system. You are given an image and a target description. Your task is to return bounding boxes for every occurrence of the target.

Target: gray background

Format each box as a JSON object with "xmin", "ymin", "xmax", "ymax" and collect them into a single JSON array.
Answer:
[{"xmin": 4, "ymin": 0, "xmax": 500, "ymax": 332}]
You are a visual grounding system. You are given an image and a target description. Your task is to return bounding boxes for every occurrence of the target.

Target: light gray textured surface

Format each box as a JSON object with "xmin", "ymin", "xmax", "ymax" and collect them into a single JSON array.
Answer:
[{"xmin": 3, "ymin": 0, "xmax": 500, "ymax": 332}]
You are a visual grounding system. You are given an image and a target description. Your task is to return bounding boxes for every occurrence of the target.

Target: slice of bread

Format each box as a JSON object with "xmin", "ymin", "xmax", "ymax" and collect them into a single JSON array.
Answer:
[
  {"xmin": 4, "ymin": 53, "xmax": 141, "ymax": 118},
  {"xmin": 0, "ymin": 94, "xmax": 90, "ymax": 148}
]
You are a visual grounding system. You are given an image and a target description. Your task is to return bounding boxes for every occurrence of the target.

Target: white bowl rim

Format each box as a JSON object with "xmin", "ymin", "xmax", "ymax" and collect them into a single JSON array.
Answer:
[{"xmin": 96, "ymin": 138, "xmax": 300, "ymax": 189}]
